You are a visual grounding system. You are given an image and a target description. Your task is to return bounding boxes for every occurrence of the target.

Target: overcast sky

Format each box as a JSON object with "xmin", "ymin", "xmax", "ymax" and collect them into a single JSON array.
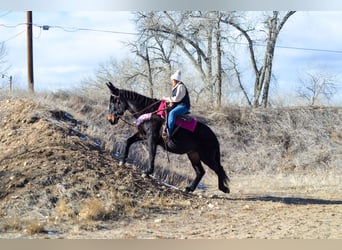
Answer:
[
  {"xmin": 1, "ymin": 10, "xmax": 342, "ymax": 105},
  {"xmin": 0, "ymin": 11, "xmax": 136, "ymax": 91}
]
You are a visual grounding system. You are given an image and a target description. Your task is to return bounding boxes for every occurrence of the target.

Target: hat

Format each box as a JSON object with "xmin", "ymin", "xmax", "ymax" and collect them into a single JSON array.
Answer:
[{"xmin": 170, "ymin": 70, "xmax": 181, "ymax": 82}]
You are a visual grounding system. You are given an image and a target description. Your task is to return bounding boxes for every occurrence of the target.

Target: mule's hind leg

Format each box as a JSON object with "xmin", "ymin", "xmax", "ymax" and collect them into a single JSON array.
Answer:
[
  {"xmin": 214, "ymin": 167, "xmax": 230, "ymax": 193},
  {"xmin": 210, "ymin": 163, "xmax": 230, "ymax": 193},
  {"xmin": 185, "ymin": 151, "xmax": 205, "ymax": 192},
  {"xmin": 201, "ymin": 151, "xmax": 230, "ymax": 193}
]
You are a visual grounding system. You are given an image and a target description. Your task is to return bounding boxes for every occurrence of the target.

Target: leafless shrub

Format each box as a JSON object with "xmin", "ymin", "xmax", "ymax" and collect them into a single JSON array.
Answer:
[
  {"xmin": 296, "ymin": 69, "xmax": 338, "ymax": 106},
  {"xmin": 24, "ymin": 220, "xmax": 46, "ymax": 235},
  {"xmin": 1, "ymin": 216, "xmax": 22, "ymax": 232},
  {"xmin": 55, "ymin": 199, "xmax": 76, "ymax": 220},
  {"xmin": 78, "ymin": 198, "xmax": 109, "ymax": 221}
]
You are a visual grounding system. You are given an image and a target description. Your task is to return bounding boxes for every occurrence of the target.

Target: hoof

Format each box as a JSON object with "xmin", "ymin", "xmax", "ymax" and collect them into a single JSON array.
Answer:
[
  {"xmin": 184, "ymin": 186, "xmax": 194, "ymax": 193},
  {"xmin": 143, "ymin": 169, "xmax": 153, "ymax": 176},
  {"xmin": 220, "ymin": 186, "xmax": 230, "ymax": 194},
  {"xmin": 118, "ymin": 160, "xmax": 125, "ymax": 166},
  {"xmin": 141, "ymin": 173, "xmax": 148, "ymax": 178}
]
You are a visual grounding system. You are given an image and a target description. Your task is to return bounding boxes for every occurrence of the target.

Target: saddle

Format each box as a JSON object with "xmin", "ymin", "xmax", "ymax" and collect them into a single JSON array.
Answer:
[
  {"xmin": 134, "ymin": 100, "xmax": 197, "ymax": 135},
  {"xmin": 157, "ymin": 100, "xmax": 197, "ymax": 134}
]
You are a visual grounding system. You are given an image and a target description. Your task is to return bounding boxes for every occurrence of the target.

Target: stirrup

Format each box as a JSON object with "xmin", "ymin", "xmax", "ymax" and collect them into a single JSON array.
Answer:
[
  {"xmin": 162, "ymin": 131, "xmax": 168, "ymax": 140},
  {"xmin": 162, "ymin": 127, "xmax": 169, "ymax": 141}
]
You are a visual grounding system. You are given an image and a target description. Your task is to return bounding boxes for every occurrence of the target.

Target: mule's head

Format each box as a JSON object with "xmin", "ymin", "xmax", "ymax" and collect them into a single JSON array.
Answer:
[{"xmin": 106, "ymin": 82, "xmax": 127, "ymax": 125}]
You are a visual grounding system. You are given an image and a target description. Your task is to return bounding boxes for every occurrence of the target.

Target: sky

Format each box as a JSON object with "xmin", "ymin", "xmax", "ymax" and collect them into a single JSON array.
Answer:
[
  {"xmin": 0, "ymin": 11, "xmax": 137, "ymax": 91},
  {"xmin": 1, "ymin": 10, "xmax": 342, "ymax": 105}
]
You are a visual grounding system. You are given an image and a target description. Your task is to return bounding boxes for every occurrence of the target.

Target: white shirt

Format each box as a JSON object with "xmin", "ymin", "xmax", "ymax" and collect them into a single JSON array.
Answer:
[{"xmin": 163, "ymin": 82, "xmax": 187, "ymax": 103}]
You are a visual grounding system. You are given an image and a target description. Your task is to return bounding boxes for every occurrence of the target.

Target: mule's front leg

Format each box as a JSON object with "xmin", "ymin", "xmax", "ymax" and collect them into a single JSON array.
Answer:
[
  {"xmin": 144, "ymin": 134, "xmax": 158, "ymax": 175},
  {"xmin": 118, "ymin": 132, "xmax": 142, "ymax": 166}
]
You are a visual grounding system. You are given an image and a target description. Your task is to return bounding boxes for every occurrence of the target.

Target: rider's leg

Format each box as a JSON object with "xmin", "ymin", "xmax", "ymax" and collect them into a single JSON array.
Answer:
[{"xmin": 167, "ymin": 104, "xmax": 189, "ymax": 136}]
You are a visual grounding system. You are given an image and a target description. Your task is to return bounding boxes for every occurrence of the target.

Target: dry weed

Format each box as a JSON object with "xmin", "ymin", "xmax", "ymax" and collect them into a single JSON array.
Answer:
[
  {"xmin": 78, "ymin": 198, "xmax": 109, "ymax": 221},
  {"xmin": 24, "ymin": 220, "xmax": 46, "ymax": 235},
  {"xmin": 55, "ymin": 199, "xmax": 76, "ymax": 220},
  {"xmin": 111, "ymin": 192, "xmax": 137, "ymax": 217},
  {"xmin": 1, "ymin": 216, "xmax": 22, "ymax": 232},
  {"xmin": 0, "ymin": 213, "xmax": 45, "ymax": 235}
]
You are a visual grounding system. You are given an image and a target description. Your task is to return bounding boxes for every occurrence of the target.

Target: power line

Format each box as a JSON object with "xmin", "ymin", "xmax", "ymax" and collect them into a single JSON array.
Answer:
[
  {"xmin": 0, "ymin": 23, "xmax": 27, "ymax": 28},
  {"xmin": 0, "ymin": 30, "xmax": 26, "ymax": 43},
  {"xmin": 275, "ymin": 44, "xmax": 342, "ymax": 54},
  {"xmin": 36, "ymin": 24, "xmax": 139, "ymax": 36},
  {"xmin": 1, "ymin": 22, "xmax": 138, "ymax": 35},
  {"xmin": 230, "ymin": 41, "xmax": 342, "ymax": 54},
  {"xmin": 0, "ymin": 11, "xmax": 12, "ymax": 18},
  {"xmin": 2, "ymin": 21, "xmax": 342, "ymax": 54}
]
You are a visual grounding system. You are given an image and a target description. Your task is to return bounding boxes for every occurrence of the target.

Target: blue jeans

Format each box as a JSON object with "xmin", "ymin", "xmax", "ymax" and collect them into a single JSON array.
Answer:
[{"xmin": 167, "ymin": 104, "xmax": 189, "ymax": 135}]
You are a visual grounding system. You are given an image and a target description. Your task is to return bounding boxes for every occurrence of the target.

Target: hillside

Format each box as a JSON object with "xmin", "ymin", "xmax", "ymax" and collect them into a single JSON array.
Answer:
[
  {"xmin": 0, "ymin": 97, "xmax": 201, "ymax": 236},
  {"xmin": 0, "ymin": 93, "xmax": 341, "ymax": 238}
]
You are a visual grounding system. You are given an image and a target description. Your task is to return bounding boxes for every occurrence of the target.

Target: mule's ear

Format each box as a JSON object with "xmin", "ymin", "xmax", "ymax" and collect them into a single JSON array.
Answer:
[{"xmin": 106, "ymin": 82, "xmax": 119, "ymax": 96}]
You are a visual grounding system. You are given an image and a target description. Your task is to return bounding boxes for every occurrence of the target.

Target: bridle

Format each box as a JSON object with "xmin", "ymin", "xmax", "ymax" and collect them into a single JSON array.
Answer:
[
  {"xmin": 108, "ymin": 95, "xmax": 171, "ymax": 162},
  {"xmin": 109, "ymin": 95, "xmax": 163, "ymax": 127}
]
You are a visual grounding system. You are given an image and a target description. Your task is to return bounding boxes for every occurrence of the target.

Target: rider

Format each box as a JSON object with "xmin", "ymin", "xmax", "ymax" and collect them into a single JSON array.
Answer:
[{"xmin": 162, "ymin": 70, "xmax": 191, "ymax": 138}]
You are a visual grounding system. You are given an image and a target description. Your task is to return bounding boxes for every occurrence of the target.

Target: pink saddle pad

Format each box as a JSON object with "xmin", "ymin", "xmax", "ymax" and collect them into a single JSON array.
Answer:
[{"xmin": 157, "ymin": 100, "xmax": 197, "ymax": 132}]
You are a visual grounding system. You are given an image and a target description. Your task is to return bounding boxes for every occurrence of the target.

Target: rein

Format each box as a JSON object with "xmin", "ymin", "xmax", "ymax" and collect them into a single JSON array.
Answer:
[
  {"xmin": 118, "ymin": 116, "xmax": 136, "ymax": 127},
  {"xmin": 131, "ymin": 99, "xmax": 162, "ymax": 117},
  {"xmin": 117, "ymin": 99, "xmax": 164, "ymax": 127}
]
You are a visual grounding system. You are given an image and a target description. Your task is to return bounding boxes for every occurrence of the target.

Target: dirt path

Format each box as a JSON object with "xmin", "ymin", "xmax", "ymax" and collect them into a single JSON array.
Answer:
[
  {"xmin": 63, "ymin": 191, "xmax": 342, "ymax": 239},
  {"xmin": 3, "ymin": 190, "xmax": 340, "ymax": 239}
]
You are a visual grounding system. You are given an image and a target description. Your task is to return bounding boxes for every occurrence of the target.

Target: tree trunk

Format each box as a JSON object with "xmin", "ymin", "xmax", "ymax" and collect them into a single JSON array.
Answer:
[
  {"xmin": 223, "ymin": 11, "xmax": 295, "ymax": 108},
  {"xmin": 216, "ymin": 13, "xmax": 222, "ymax": 107},
  {"xmin": 145, "ymin": 47, "xmax": 154, "ymax": 98}
]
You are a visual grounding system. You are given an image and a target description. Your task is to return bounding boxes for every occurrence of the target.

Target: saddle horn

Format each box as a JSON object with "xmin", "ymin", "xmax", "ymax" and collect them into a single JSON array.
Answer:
[{"xmin": 106, "ymin": 82, "xmax": 120, "ymax": 96}]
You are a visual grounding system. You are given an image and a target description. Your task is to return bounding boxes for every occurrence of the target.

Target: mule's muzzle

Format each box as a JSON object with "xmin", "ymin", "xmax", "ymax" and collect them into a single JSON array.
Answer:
[{"xmin": 107, "ymin": 113, "xmax": 117, "ymax": 125}]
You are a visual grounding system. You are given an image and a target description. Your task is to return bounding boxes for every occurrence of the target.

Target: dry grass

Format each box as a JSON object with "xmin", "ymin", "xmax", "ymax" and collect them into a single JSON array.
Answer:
[
  {"xmin": 77, "ymin": 191, "xmax": 140, "ymax": 222},
  {"xmin": 1, "ymin": 216, "xmax": 23, "ymax": 232},
  {"xmin": 0, "ymin": 216, "xmax": 46, "ymax": 235},
  {"xmin": 1, "ymin": 89, "xmax": 341, "ymax": 239},
  {"xmin": 79, "ymin": 198, "xmax": 109, "ymax": 221},
  {"xmin": 55, "ymin": 199, "xmax": 76, "ymax": 220},
  {"xmin": 24, "ymin": 220, "xmax": 46, "ymax": 235},
  {"xmin": 4, "ymin": 88, "xmax": 341, "ymax": 186},
  {"xmin": 2, "ymin": 95, "xmax": 342, "ymax": 190}
]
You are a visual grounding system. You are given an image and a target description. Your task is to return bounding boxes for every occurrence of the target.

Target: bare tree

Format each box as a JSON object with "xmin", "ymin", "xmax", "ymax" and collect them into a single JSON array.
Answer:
[
  {"xmin": 135, "ymin": 11, "xmax": 228, "ymax": 106},
  {"xmin": 221, "ymin": 11, "xmax": 295, "ymax": 107},
  {"xmin": 90, "ymin": 11, "xmax": 295, "ymax": 108},
  {"xmin": 83, "ymin": 57, "xmax": 143, "ymax": 92},
  {"xmin": 227, "ymin": 55, "xmax": 252, "ymax": 106},
  {"xmin": 0, "ymin": 42, "xmax": 9, "ymax": 75},
  {"xmin": 130, "ymin": 14, "xmax": 181, "ymax": 97},
  {"xmin": 296, "ymin": 70, "xmax": 337, "ymax": 106}
]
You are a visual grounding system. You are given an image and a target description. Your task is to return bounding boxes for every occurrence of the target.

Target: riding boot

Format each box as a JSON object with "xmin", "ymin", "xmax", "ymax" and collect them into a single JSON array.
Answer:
[{"xmin": 162, "ymin": 123, "xmax": 169, "ymax": 141}]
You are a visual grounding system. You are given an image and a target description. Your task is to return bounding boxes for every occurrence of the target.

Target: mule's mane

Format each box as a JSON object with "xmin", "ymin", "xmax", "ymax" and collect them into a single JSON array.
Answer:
[{"xmin": 119, "ymin": 89, "xmax": 160, "ymax": 113}]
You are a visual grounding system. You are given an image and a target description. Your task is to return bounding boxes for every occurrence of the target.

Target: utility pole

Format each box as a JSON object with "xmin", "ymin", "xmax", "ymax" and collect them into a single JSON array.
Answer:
[
  {"xmin": 27, "ymin": 11, "xmax": 34, "ymax": 92},
  {"xmin": 1, "ymin": 74, "xmax": 12, "ymax": 91}
]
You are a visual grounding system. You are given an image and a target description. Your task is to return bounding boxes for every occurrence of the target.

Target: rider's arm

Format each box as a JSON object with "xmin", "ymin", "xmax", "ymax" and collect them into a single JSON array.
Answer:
[{"xmin": 163, "ymin": 84, "xmax": 186, "ymax": 103}]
